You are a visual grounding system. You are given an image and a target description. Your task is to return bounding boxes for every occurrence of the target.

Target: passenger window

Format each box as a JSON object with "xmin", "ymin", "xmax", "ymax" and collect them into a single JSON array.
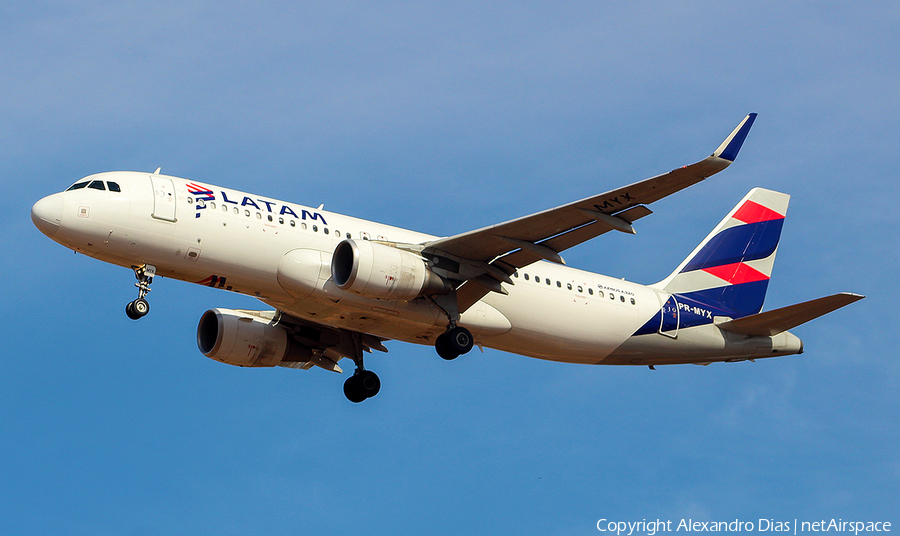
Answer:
[
  {"xmin": 610, "ymin": 294, "xmax": 615, "ymax": 300},
  {"xmin": 313, "ymin": 225, "xmax": 318, "ymax": 232},
  {"xmin": 233, "ymin": 207, "xmax": 239, "ymax": 214},
  {"xmin": 66, "ymin": 181, "xmax": 89, "ymax": 191},
  {"xmin": 346, "ymin": 233, "xmax": 351, "ymax": 239},
  {"xmin": 556, "ymin": 281, "xmax": 561, "ymax": 288},
  {"xmin": 513, "ymin": 272, "xmax": 519, "ymax": 278},
  {"xmin": 630, "ymin": 298, "xmax": 636, "ymax": 305},
  {"xmin": 187, "ymin": 197, "xmax": 193, "ymax": 204},
  {"xmin": 534, "ymin": 276, "xmax": 540, "ymax": 284},
  {"xmin": 567, "ymin": 283, "xmax": 572, "ymax": 290},
  {"xmin": 290, "ymin": 220, "xmax": 296, "ymax": 227},
  {"xmin": 107, "ymin": 182, "xmax": 121, "ymax": 192},
  {"xmin": 210, "ymin": 202, "xmax": 217, "ymax": 209},
  {"xmin": 256, "ymin": 212, "xmax": 261, "ymax": 219},
  {"xmin": 598, "ymin": 291, "xmax": 605, "ymax": 298},
  {"xmin": 301, "ymin": 223, "xmax": 307, "ymax": 230},
  {"xmin": 279, "ymin": 217, "xmax": 284, "ymax": 224},
  {"xmin": 620, "ymin": 295, "xmax": 626, "ymax": 302},
  {"xmin": 546, "ymin": 279, "xmax": 551, "ymax": 285},
  {"xmin": 324, "ymin": 228, "xmax": 329, "ymax": 235},
  {"xmin": 267, "ymin": 215, "xmax": 273, "ymax": 221},
  {"xmin": 88, "ymin": 180, "xmax": 106, "ymax": 190},
  {"xmin": 524, "ymin": 274, "xmax": 529, "ymax": 281},
  {"xmin": 588, "ymin": 288, "xmax": 594, "ymax": 295},
  {"xmin": 222, "ymin": 205, "xmax": 228, "ymax": 212},
  {"xmin": 577, "ymin": 286, "xmax": 583, "ymax": 293}
]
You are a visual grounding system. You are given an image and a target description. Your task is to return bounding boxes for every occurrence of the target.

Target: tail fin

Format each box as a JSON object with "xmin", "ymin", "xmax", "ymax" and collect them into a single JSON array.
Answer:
[{"xmin": 654, "ymin": 188, "xmax": 790, "ymax": 318}]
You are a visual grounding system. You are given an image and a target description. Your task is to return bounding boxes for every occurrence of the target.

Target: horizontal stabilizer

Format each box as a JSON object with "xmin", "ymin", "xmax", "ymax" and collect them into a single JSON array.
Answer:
[{"xmin": 717, "ymin": 292, "xmax": 865, "ymax": 337}]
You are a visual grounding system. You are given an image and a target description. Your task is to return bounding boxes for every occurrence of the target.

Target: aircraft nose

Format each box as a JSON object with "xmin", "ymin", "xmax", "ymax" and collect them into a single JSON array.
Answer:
[{"xmin": 31, "ymin": 194, "xmax": 64, "ymax": 237}]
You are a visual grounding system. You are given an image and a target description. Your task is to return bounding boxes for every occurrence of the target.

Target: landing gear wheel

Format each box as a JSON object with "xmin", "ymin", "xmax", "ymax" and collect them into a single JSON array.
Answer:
[
  {"xmin": 435, "ymin": 332, "xmax": 460, "ymax": 360},
  {"xmin": 132, "ymin": 298, "xmax": 149, "ymax": 317},
  {"xmin": 125, "ymin": 298, "xmax": 150, "ymax": 320},
  {"xmin": 343, "ymin": 370, "xmax": 381, "ymax": 403},
  {"xmin": 343, "ymin": 375, "xmax": 366, "ymax": 403},
  {"xmin": 447, "ymin": 326, "xmax": 474, "ymax": 355},
  {"xmin": 358, "ymin": 370, "xmax": 381, "ymax": 398}
]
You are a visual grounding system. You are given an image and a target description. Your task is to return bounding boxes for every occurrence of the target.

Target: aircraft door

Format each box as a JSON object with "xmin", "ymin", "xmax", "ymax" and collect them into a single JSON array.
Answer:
[
  {"xmin": 654, "ymin": 291, "xmax": 680, "ymax": 338},
  {"xmin": 150, "ymin": 174, "xmax": 177, "ymax": 222}
]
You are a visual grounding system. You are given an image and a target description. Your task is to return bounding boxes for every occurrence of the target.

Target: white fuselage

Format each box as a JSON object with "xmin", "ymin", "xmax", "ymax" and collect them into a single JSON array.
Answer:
[{"xmin": 32, "ymin": 171, "xmax": 802, "ymax": 366}]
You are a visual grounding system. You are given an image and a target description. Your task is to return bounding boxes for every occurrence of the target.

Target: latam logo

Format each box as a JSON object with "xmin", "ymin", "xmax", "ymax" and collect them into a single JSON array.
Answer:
[
  {"xmin": 187, "ymin": 182, "xmax": 215, "ymax": 201},
  {"xmin": 196, "ymin": 274, "xmax": 230, "ymax": 290},
  {"xmin": 186, "ymin": 182, "xmax": 328, "ymax": 225}
]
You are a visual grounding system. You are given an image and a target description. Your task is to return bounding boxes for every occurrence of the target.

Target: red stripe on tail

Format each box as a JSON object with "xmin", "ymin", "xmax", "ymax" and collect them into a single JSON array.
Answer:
[
  {"xmin": 703, "ymin": 262, "xmax": 769, "ymax": 285},
  {"xmin": 733, "ymin": 200, "xmax": 784, "ymax": 224}
]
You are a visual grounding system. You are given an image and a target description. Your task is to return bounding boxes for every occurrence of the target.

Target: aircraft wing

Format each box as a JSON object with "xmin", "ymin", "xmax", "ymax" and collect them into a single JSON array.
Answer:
[
  {"xmin": 422, "ymin": 114, "xmax": 758, "ymax": 310},
  {"xmin": 275, "ymin": 310, "xmax": 389, "ymax": 373}
]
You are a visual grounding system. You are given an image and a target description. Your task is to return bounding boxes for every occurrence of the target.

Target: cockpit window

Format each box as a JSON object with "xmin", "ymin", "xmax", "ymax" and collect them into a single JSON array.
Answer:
[
  {"xmin": 66, "ymin": 181, "xmax": 89, "ymax": 191},
  {"xmin": 88, "ymin": 180, "xmax": 106, "ymax": 191},
  {"xmin": 107, "ymin": 182, "xmax": 121, "ymax": 192}
]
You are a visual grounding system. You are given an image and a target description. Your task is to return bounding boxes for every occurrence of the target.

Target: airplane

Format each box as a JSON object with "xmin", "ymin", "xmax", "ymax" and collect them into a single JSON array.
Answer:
[{"xmin": 31, "ymin": 113, "xmax": 863, "ymax": 402}]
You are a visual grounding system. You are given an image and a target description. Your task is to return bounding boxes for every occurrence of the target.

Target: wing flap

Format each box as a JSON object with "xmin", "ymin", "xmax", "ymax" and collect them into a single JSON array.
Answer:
[{"xmin": 717, "ymin": 293, "xmax": 865, "ymax": 337}]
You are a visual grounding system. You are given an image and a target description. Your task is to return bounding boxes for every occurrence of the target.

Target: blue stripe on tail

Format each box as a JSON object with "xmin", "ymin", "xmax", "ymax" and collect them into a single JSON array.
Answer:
[{"xmin": 682, "ymin": 219, "xmax": 783, "ymax": 272}]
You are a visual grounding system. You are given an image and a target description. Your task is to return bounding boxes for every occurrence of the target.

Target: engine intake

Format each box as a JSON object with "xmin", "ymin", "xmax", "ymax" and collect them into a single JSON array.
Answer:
[
  {"xmin": 331, "ymin": 239, "xmax": 451, "ymax": 300},
  {"xmin": 197, "ymin": 308, "xmax": 312, "ymax": 367}
]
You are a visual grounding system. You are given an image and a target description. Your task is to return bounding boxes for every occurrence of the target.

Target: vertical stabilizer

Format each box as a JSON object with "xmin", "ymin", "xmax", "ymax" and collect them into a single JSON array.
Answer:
[{"xmin": 653, "ymin": 188, "xmax": 790, "ymax": 318}]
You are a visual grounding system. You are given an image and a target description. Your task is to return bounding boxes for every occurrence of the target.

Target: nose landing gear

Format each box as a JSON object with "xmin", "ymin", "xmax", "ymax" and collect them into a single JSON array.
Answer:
[{"xmin": 125, "ymin": 264, "xmax": 156, "ymax": 320}]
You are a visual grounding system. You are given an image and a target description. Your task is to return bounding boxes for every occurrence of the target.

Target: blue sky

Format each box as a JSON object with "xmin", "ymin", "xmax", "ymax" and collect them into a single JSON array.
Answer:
[{"xmin": 3, "ymin": 1, "xmax": 898, "ymax": 534}]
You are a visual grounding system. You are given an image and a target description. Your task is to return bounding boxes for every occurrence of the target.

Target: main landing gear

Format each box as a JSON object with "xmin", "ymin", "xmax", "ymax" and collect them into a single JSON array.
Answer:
[
  {"xmin": 125, "ymin": 264, "xmax": 156, "ymax": 320},
  {"xmin": 343, "ymin": 332, "xmax": 381, "ymax": 403},
  {"xmin": 428, "ymin": 294, "xmax": 475, "ymax": 361},
  {"xmin": 343, "ymin": 369, "xmax": 381, "ymax": 403},
  {"xmin": 435, "ymin": 325, "xmax": 474, "ymax": 361}
]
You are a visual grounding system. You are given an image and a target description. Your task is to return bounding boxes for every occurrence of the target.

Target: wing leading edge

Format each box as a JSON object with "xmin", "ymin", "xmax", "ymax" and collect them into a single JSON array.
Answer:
[{"xmin": 423, "ymin": 113, "xmax": 758, "ymax": 311}]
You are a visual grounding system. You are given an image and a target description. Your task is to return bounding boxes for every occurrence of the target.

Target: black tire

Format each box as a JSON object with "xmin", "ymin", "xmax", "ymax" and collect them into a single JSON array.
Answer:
[
  {"xmin": 435, "ymin": 332, "xmax": 460, "ymax": 360},
  {"xmin": 358, "ymin": 370, "xmax": 381, "ymax": 398},
  {"xmin": 132, "ymin": 298, "xmax": 150, "ymax": 317},
  {"xmin": 125, "ymin": 301, "xmax": 140, "ymax": 320},
  {"xmin": 343, "ymin": 375, "xmax": 367, "ymax": 403},
  {"xmin": 448, "ymin": 326, "xmax": 474, "ymax": 355}
]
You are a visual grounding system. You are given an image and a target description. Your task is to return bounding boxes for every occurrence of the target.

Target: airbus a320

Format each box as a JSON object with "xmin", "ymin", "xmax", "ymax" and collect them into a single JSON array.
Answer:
[{"xmin": 31, "ymin": 114, "xmax": 863, "ymax": 402}]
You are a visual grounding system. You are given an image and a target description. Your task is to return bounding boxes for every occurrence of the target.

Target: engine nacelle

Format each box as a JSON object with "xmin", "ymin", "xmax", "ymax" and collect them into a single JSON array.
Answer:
[
  {"xmin": 331, "ymin": 239, "xmax": 451, "ymax": 301},
  {"xmin": 197, "ymin": 308, "xmax": 312, "ymax": 367}
]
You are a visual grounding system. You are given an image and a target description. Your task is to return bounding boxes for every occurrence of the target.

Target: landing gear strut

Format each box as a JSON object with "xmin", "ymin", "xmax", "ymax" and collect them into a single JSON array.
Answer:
[
  {"xmin": 429, "ymin": 293, "xmax": 475, "ymax": 360},
  {"xmin": 343, "ymin": 332, "xmax": 381, "ymax": 403},
  {"xmin": 125, "ymin": 264, "xmax": 156, "ymax": 320}
]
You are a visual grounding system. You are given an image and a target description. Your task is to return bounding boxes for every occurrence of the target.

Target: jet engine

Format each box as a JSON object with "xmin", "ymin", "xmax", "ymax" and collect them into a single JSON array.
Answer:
[
  {"xmin": 331, "ymin": 239, "xmax": 451, "ymax": 300},
  {"xmin": 197, "ymin": 308, "xmax": 312, "ymax": 367}
]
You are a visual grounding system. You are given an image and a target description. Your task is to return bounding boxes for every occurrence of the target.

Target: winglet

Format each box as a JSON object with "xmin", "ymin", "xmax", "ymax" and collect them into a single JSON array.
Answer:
[{"xmin": 712, "ymin": 113, "xmax": 757, "ymax": 162}]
